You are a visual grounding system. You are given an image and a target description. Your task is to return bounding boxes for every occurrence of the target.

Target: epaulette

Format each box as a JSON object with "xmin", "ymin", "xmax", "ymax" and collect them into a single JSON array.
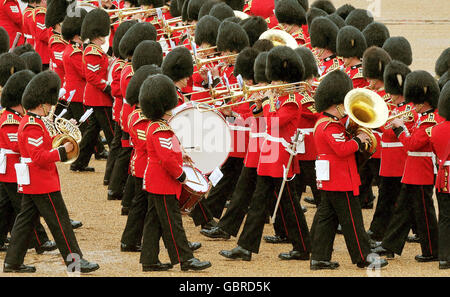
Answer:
[
  {"xmin": 1, "ymin": 114, "xmax": 20, "ymax": 127},
  {"xmin": 151, "ymin": 121, "xmax": 173, "ymax": 134},
  {"xmin": 425, "ymin": 126, "xmax": 433, "ymax": 137},
  {"xmin": 382, "ymin": 93, "xmax": 391, "ymax": 102},
  {"xmin": 34, "ymin": 6, "xmax": 46, "ymax": 16},
  {"xmin": 243, "ymin": 0, "xmax": 252, "ymax": 13},
  {"xmin": 126, "ymin": 67, "xmax": 134, "ymax": 79},
  {"xmin": 281, "ymin": 94, "xmax": 299, "ymax": 107},
  {"xmin": 23, "ymin": 6, "xmax": 34, "ymax": 14},
  {"xmin": 23, "ymin": 116, "xmax": 44, "ymax": 130},
  {"xmin": 129, "ymin": 109, "xmax": 148, "ymax": 128},
  {"xmin": 50, "ymin": 34, "xmax": 68, "ymax": 46},
  {"xmin": 70, "ymin": 44, "xmax": 82, "ymax": 56},
  {"xmin": 328, "ymin": 59, "xmax": 341, "ymax": 73},
  {"xmin": 313, "ymin": 117, "xmax": 341, "ymax": 135},
  {"xmin": 0, "ymin": 108, "xmax": 4, "ymax": 116},
  {"xmin": 84, "ymin": 44, "xmax": 103, "ymax": 57},
  {"xmin": 300, "ymin": 91, "xmax": 315, "ymax": 105},
  {"xmin": 421, "ymin": 113, "xmax": 438, "ymax": 125},
  {"xmin": 353, "ymin": 68, "xmax": 364, "ymax": 79},
  {"xmin": 113, "ymin": 59, "xmax": 125, "ymax": 72}
]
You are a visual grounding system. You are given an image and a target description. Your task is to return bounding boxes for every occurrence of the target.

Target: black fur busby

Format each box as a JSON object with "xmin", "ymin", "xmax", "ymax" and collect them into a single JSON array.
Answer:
[
  {"xmin": 233, "ymin": 47, "xmax": 259, "ymax": 81},
  {"xmin": 198, "ymin": 0, "xmax": 219, "ymax": 19},
  {"xmin": 187, "ymin": 0, "xmax": 206, "ymax": 21},
  {"xmin": 224, "ymin": 16, "xmax": 240, "ymax": 23},
  {"xmin": 294, "ymin": 47, "xmax": 319, "ymax": 79},
  {"xmin": 439, "ymin": 71, "xmax": 449, "ymax": 90},
  {"xmin": 11, "ymin": 44, "xmax": 34, "ymax": 56},
  {"xmin": 327, "ymin": 13, "xmax": 345, "ymax": 29},
  {"xmin": 61, "ymin": 8, "xmax": 88, "ymax": 41},
  {"xmin": 22, "ymin": 70, "xmax": 61, "ymax": 110},
  {"xmin": 404, "ymin": 70, "xmax": 440, "ymax": 108},
  {"xmin": 382, "ymin": 36, "xmax": 412, "ymax": 66},
  {"xmin": 435, "ymin": 48, "xmax": 450, "ymax": 77},
  {"xmin": 309, "ymin": 16, "xmax": 339, "ymax": 53},
  {"xmin": 438, "ymin": 81, "xmax": 450, "ymax": 120},
  {"xmin": 20, "ymin": 52, "xmax": 42, "ymax": 74},
  {"xmin": 81, "ymin": 8, "xmax": 110, "ymax": 41},
  {"xmin": 194, "ymin": 15, "xmax": 220, "ymax": 46},
  {"xmin": 0, "ymin": 27, "xmax": 9, "ymax": 55},
  {"xmin": 139, "ymin": 0, "xmax": 165, "ymax": 7},
  {"xmin": 275, "ymin": 0, "xmax": 307, "ymax": 26},
  {"xmin": 362, "ymin": 46, "xmax": 391, "ymax": 81},
  {"xmin": 162, "ymin": 46, "xmax": 193, "ymax": 82},
  {"xmin": 126, "ymin": 64, "xmax": 162, "ymax": 106},
  {"xmin": 139, "ymin": 74, "xmax": 178, "ymax": 121},
  {"xmin": 1, "ymin": 70, "xmax": 35, "ymax": 108},
  {"xmin": 45, "ymin": 0, "xmax": 69, "ymax": 28},
  {"xmin": 297, "ymin": 0, "xmax": 309, "ymax": 11},
  {"xmin": 335, "ymin": 3, "xmax": 355, "ymax": 20},
  {"xmin": 252, "ymin": 39, "xmax": 274, "ymax": 52},
  {"xmin": 383, "ymin": 60, "xmax": 411, "ymax": 95},
  {"xmin": 209, "ymin": 3, "xmax": 234, "ymax": 21},
  {"xmin": 170, "ymin": 0, "xmax": 181, "ymax": 17},
  {"xmin": 119, "ymin": 22, "xmax": 157, "ymax": 58},
  {"xmin": 254, "ymin": 52, "xmax": 270, "ymax": 84},
  {"xmin": 112, "ymin": 20, "xmax": 137, "ymax": 58},
  {"xmin": 362, "ymin": 22, "xmax": 390, "ymax": 48},
  {"xmin": 336, "ymin": 25, "xmax": 367, "ymax": 58},
  {"xmin": 0, "ymin": 53, "xmax": 26, "ymax": 87},
  {"xmin": 181, "ymin": 0, "xmax": 190, "ymax": 22},
  {"xmin": 266, "ymin": 46, "xmax": 305, "ymax": 83},
  {"xmin": 310, "ymin": 0, "xmax": 335, "ymax": 14},
  {"xmin": 314, "ymin": 70, "xmax": 353, "ymax": 112},
  {"xmin": 216, "ymin": 21, "xmax": 249, "ymax": 53},
  {"xmin": 240, "ymin": 16, "xmax": 268, "ymax": 46},
  {"xmin": 344, "ymin": 9, "xmax": 374, "ymax": 31},
  {"xmin": 225, "ymin": 0, "xmax": 245, "ymax": 11},
  {"xmin": 306, "ymin": 7, "xmax": 327, "ymax": 29},
  {"xmin": 132, "ymin": 40, "xmax": 163, "ymax": 71}
]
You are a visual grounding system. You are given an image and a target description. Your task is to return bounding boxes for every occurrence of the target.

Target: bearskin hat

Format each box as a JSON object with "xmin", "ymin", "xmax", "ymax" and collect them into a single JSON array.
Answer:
[
  {"xmin": 11, "ymin": 44, "xmax": 34, "ymax": 56},
  {"xmin": 139, "ymin": 0, "xmax": 165, "ymax": 7},
  {"xmin": 404, "ymin": 70, "xmax": 440, "ymax": 108},
  {"xmin": 382, "ymin": 36, "xmax": 412, "ymax": 66},
  {"xmin": 314, "ymin": 70, "xmax": 353, "ymax": 112},
  {"xmin": 362, "ymin": 46, "xmax": 391, "ymax": 81},
  {"xmin": 170, "ymin": 0, "xmax": 181, "ymax": 17},
  {"xmin": 336, "ymin": 25, "xmax": 367, "ymax": 58},
  {"xmin": 297, "ymin": 0, "xmax": 309, "ymax": 11},
  {"xmin": 1, "ymin": 70, "xmax": 35, "ymax": 108},
  {"xmin": 335, "ymin": 3, "xmax": 355, "ymax": 20},
  {"xmin": 187, "ymin": 0, "xmax": 206, "ymax": 21},
  {"xmin": 195, "ymin": 15, "xmax": 220, "ymax": 46},
  {"xmin": 112, "ymin": 20, "xmax": 137, "ymax": 58},
  {"xmin": 225, "ymin": 0, "xmax": 245, "ymax": 11},
  {"xmin": 61, "ymin": 8, "xmax": 88, "ymax": 41},
  {"xmin": 162, "ymin": 46, "xmax": 193, "ymax": 81},
  {"xmin": 139, "ymin": 74, "xmax": 178, "ymax": 120},
  {"xmin": 240, "ymin": 16, "xmax": 268, "ymax": 46},
  {"xmin": 252, "ymin": 39, "xmax": 274, "ymax": 52},
  {"xmin": 126, "ymin": 64, "xmax": 162, "ymax": 106},
  {"xmin": 209, "ymin": 3, "xmax": 234, "ymax": 21},
  {"xmin": 327, "ymin": 13, "xmax": 345, "ymax": 29},
  {"xmin": 306, "ymin": 7, "xmax": 327, "ymax": 29},
  {"xmin": 344, "ymin": 9, "xmax": 374, "ymax": 31},
  {"xmin": 266, "ymin": 46, "xmax": 305, "ymax": 83},
  {"xmin": 181, "ymin": 0, "xmax": 190, "ymax": 21},
  {"xmin": 224, "ymin": 16, "xmax": 240, "ymax": 23},
  {"xmin": 294, "ymin": 47, "xmax": 318, "ymax": 79},
  {"xmin": 132, "ymin": 40, "xmax": 163, "ymax": 71},
  {"xmin": 275, "ymin": 0, "xmax": 307, "ymax": 26},
  {"xmin": 309, "ymin": 16, "xmax": 339, "ymax": 53},
  {"xmin": 438, "ymin": 81, "xmax": 450, "ymax": 120},
  {"xmin": 216, "ymin": 21, "xmax": 249, "ymax": 53},
  {"xmin": 0, "ymin": 53, "xmax": 26, "ymax": 87},
  {"xmin": 383, "ymin": 60, "xmax": 411, "ymax": 95},
  {"xmin": 439, "ymin": 71, "xmax": 449, "ymax": 90},
  {"xmin": 233, "ymin": 47, "xmax": 259, "ymax": 81},
  {"xmin": 435, "ymin": 47, "xmax": 450, "ymax": 77},
  {"xmin": 22, "ymin": 70, "xmax": 61, "ymax": 110},
  {"xmin": 0, "ymin": 27, "xmax": 9, "ymax": 54},
  {"xmin": 20, "ymin": 52, "xmax": 42, "ymax": 74},
  {"xmin": 254, "ymin": 52, "xmax": 270, "ymax": 84},
  {"xmin": 362, "ymin": 22, "xmax": 390, "ymax": 48},
  {"xmin": 198, "ymin": 0, "xmax": 219, "ymax": 19},
  {"xmin": 119, "ymin": 22, "xmax": 157, "ymax": 58},
  {"xmin": 45, "ymin": 0, "xmax": 69, "ymax": 28},
  {"xmin": 310, "ymin": 0, "xmax": 335, "ymax": 14},
  {"xmin": 81, "ymin": 8, "xmax": 110, "ymax": 41}
]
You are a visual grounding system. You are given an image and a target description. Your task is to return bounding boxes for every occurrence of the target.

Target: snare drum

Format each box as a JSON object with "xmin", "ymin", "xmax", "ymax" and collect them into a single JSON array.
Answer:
[{"xmin": 179, "ymin": 165, "xmax": 211, "ymax": 214}]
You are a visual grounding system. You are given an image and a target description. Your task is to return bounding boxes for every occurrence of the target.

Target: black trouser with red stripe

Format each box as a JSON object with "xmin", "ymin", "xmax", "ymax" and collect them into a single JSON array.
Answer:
[
  {"xmin": 5, "ymin": 191, "xmax": 83, "ymax": 266},
  {"xmin": 121, "ymin": 174, "xmax": 136, "ymax": 209},
  {"xmin": 296, "ymin": 160, "xmax": 321, "ymax": 205},
  {"xmin": 437, "ymin": 191, "xmax": 450, "ymax": 261},
  {"xmin": 71, "ymin": 105, "xmax": 114, "ymax": 169},
  {"xmin": 382, "ymin": 184, "xmax": 438, "ymax": 257},
  {"xmin": 237, "ymin": 175, "xmax": 311, "ymax": 254},
  {"xmin": 311, "ymin": 190, "xmax": 371, "ymax": 264},
  {"xmin": 121, "ymin": 177, "xmax": 146, "ymax": 246},
  {"xmin": 0, "ymin": 183, "xmax": 50, "ymax": 248},
  {"xmin": 358, "ymin": 158, "xmax": 380, "ymax": 207},
  {"xmin": 107, "ymin": 134, "xmax": 132, "ymax": 198},
  {"xmin": 140, "ymin": 193, "xmax": 193, "ymax": 265},
  {"xmin": 104, "ymin": 122, "xmax": 122, "ymax": 183}
]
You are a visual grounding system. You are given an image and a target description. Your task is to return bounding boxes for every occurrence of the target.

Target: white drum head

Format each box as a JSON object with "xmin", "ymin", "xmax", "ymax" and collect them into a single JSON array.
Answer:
[
  {"xmin": 183, "ymin": 166, "xmax": 209, "ymax": 193},
  {"xmin": 170, "ymin": 102, "xmax": 232, "ymax": 174}
]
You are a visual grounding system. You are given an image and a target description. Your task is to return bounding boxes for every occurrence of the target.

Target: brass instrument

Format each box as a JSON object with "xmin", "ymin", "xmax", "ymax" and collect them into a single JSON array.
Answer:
[
  {"xmin": 258, "ymin": 29, "xmax": 299, "ymax": 49},
  {"xmin": 193, "ymin": 53, "xmax": 238, "ymax": 68}
]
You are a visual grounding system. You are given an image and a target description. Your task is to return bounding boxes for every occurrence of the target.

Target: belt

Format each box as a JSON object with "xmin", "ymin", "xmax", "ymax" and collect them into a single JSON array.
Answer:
[
  {"xmin": 24, "ymin": 34, "xmax": 33, "ymax": 39},
  {"xmin": 265, "ymin": 134, "xmax": 290, "ymax": 149},
  {"xmin": 0, "ymin": 149, "xmax": 19, "ymax": 155},
  {"xmin": 407, "ymin": 152, "xmax": 434, "ymax": 157},
  {"xmin": 20, "ymin": 157, "xmax": 32, "ymax": 164},
  {"xmin": 443, "ymin": 161, "xmax": 450, "ymax": 166},
  {"xmin": 229, "ymin": 125, "xmax": 251, "ymax": 132},
  {"xmin": 381, "ymin": 141, "xmax": 403, "ymax": 148},
  {"xmin": 250, "ymin": 132, "xmax": 267, "ymax": 138},
  {"xmin": 297, "ymin": 128, "xmax": 314, "ymax": 135}
]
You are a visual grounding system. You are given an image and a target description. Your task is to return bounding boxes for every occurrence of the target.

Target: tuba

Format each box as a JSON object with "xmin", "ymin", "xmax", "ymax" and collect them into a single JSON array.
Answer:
[{"xmin": 258, "ymin": 29, "xmax": 298, "ymax": 49}]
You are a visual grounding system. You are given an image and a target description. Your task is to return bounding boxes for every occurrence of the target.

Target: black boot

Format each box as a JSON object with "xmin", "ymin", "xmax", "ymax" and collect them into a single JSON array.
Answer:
[
  {"xmin": 180, "ymin": 258, "xmax": 211, "ymax": 271},
  {"xmin": 278, "ymin": 250, "xmax": 310, "ymax": 260},
  {"xmin": 310, "ymin": 260, "xmax": 340, "ymax": 270},
  {"xmin": 70, "ymin": 219, "xmax": 83, "ymax": 229},
  {"xmin": 188, "ymin": 241, "xmax": 202, "ymax": 251},
  {"xmin": 200, "ymin": 227, "xmax": 230, "ymax": 239},
  {"xmin": 3, "ymin": 263, "xmax": 36, "ymax": 273},
  {"xmin": 143, "ymin": 261, "xmax": 173, "ymax": 271},
  {"xmin": 35, "ymin": 240, "xmax": 57, "ymax": 254},
  {"xmin": 219, "ymin": 246, "xmax": 252, "ymax": 261}
]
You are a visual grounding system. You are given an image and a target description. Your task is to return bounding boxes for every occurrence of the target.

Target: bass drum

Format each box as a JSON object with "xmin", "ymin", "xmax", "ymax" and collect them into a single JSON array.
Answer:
[{"xmin": 169, "ymin": 101, "xmax": 232, "ymax": 175}]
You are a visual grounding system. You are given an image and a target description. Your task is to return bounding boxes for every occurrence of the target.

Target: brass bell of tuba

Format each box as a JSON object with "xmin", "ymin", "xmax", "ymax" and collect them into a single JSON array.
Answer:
[{"xmin": 258, "ymin": 29, "xmax": 299, "ymax": 49}]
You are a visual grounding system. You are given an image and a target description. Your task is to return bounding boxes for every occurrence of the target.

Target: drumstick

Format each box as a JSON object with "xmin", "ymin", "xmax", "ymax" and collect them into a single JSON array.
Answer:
[
  {"xmin": 186, "ymin": 179, "xmax": 203, "ymax": 186},
  {"xmin": 181, "ymin": 145, "xmax": 201, "ymax": 182}
]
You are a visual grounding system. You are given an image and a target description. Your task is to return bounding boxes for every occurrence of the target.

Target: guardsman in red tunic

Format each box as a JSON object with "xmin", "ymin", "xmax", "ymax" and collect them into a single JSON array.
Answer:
[
  {"xmin": 274, "ymin": 0, "xmax": 308, "ymax": 45},
  {"xmin": 430, "ymin": 82, "xmax": 450, "ymax": 269},
  {"xmin": 246, "ymin": 0, "xmax": 274, "ymax": 19},
  {"xmin": 34, "ymin": 4, "xmax": 50, "ymax": 69},
  {"xmin": 0, "ymin": 70, "xmax": 56, "ymax": 254},
  {"xmin": 220, "ymin": 46, "xmax": 311, "ymax": 262},
  {"xmin": 139, "ymin": 74, "xmax": 211, "ymax": 272},
  {"xmin": 310, "ymin": 70, "xmax": 388, "ymax": 270},
  {"xmin": 3, "ymin": 71, "xmax": 99, "ymax": 273},
  {"xmin": 0, "ymin": 0, "xmax": 23, "ymax": 48},
  {"xmin": 22, "ymin": 0, "xmax": 37, "ymax": 47},
  {"xmin": 373, "ymin": 71, "xmax": 444, "ymax": 263}
]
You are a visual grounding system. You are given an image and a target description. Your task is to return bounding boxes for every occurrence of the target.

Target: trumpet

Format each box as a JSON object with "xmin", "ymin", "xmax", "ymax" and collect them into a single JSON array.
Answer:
[{"xmin": 193, "ymin": 53, "xmax": 238, "ymax": 68}]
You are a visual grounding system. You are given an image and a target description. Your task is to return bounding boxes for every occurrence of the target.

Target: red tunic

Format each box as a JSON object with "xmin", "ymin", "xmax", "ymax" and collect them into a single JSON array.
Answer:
[
  {"xmin": 0, "ymin": 109, "xmax": 22, "ymax": 183},
  {"xmin": 22, "ymin": 5, "xmax": 35, "ymax": 47},
  {"xmin": 345, "ymin": 63, "xmax": 369, "ymax": 89},
  {"xmin": 49, "ymin": 31, "xmax": 68, "ymax": 84},
  {"xmin": 62, "ymin": 42, "xmax": 85, "ymax": 103},
  {"xmin": 83, "ymin": 43, "xmax": 112, "ymax": 107},
  {"xmin": 313, "ymin": 114, "xmax": 361, "ymax": 195},
  {"xmin": 430, "ymin": 120, "xmax": 450, "ymax": 193},
  {"xmin": 110, "ymin": 57, "xmax": 126, "ymax": 122},
  {"xmin": 34, "ymin": 7, "xmax": 50, "ymax": 65},
  {"xmin": 368, "ymin": 87, "xmax": 392, "ymax": 159},
  {"xmin": 0, "ymin": 0, "xmax": 24, "ymax": 47},
  {"xmin": 244, "ymin": 108, "xmax": 266, "ymax": 168},
  {"xmin": 143, "ymin": 120, "xmax": 184, "ymax": 198},
  {"xmin": 120, "ymin": 63, "xmax": 133, "ymax": 131},
  {"xmin": 128, "ymin": 109, "xmax": 149, "ymax": 178},
  {"xmin": 248, "ymin": 0, "xmax": 275, "ymax": 19},
  {"xmin": 296, "ymin": 90, "xmax": 319, "ymax": 161}
]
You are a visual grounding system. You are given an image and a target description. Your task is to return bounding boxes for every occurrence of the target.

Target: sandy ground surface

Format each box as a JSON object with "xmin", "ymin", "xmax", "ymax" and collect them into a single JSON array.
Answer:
[{"xmin": 1, "ymin": 0, "xmax": 449, "ymax": 278}]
